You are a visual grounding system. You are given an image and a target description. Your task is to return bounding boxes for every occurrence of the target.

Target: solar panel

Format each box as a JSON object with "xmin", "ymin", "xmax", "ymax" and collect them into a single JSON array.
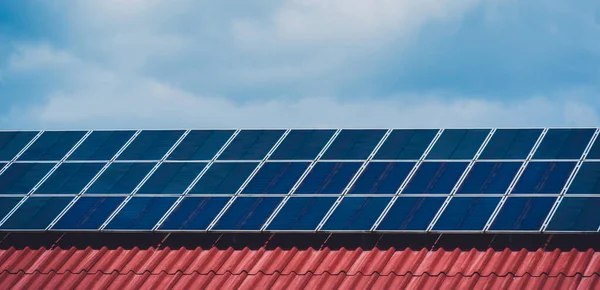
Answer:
[{"xmin": 1, "ymin": 128, "xmax": 600, "ymax": 233}]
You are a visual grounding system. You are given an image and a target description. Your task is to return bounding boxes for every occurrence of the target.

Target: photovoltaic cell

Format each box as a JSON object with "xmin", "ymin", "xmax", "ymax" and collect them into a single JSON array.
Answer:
[
  {"xmin": 349, "ymin": 162, "xmax": 415, "ymax": 194},
  {"xmin": 374, "ymin": 129, "xmax": 437, "ymax": 160},
  {"xmin": 457, "ymin": 162, "xmax": 522, "ymax": 194},
  {"xmin": 321, "ymin": 129, "xmax": 386, "ymax": 160},
  {"xmin": 34, "ymin": 163, "xmax": 105, "ymax": 194},
  {"xmin": 321, "ymin": 197, "xmax": 391, "ymax": 231},
  {"xmin": 218, "ymin": 130, "xmax": 285, "ymax": 160},
  {"xmin": 295, "ymin": 162, "xmax": 362, "ymax": 194},
  {"xmin": 269, "ymin": 129, "xmax": 336, "ymax": 160},
  {"xmin": 105, "ymin": 197, "xmax": 177, "ymax": 230},
  {"xmin": 432, "ymin": 197, "xmax": 500, "ymax": 231},
  {"xmin": 267, "ymin": 197, "xmax": 336, "ymax": 231},
  {"xmin": 489, "ymin": 197, "xmax": 555, "ymax": 231},
  {"xmin": 567, "ymin": 162, "xmax": 600, "ymax": 194},
  {"xmin": 587, "ymin": 138, "xmax": 600, "ymax": 160},
  {"xmin": 426, "ymin": 129, "xmax": 489, "ymax": 160},
  {"xmin": 52, "ymin": 196, "xmax": 125, "ymax": 230},
  {"xmin": 212, "ymin": 197, "xmax": 283, "ymax": 230},
  {"xmin": 0, "ymin": 131, "xmax": 38, "ymax": 161},
  {"xmin": 377, "ymin": 197, "xmax": 445, "ymax": 231},
  {"xmin": 137, "ymin": 162, "xmax": 207, "ymax": 194},
  {"xmin": 402, "ymin": 162, "xmax": 469, "ymax": 194},
  {"xmin": 511, "ymin": 162, "xmax": 576, "ymax": 194},
  {"xmin": 117, "ymin": 130, "xmax": 184, "ymax": 161},
  {"xmin": 168, "ymin": 130, "xmax": 235, "ymax": 161},
  {"xmin": 0, "ymin": 163, "xmax": 55, "ymax": 194},
  {"xmin": 68, "ymin": 131, "xmax": 135, "ymax": 161},
  {"xmin": 533, "ymin": 129, "xmax": 595, "ymax": 160},
  {"xmin": 18, "ymin": 131, "xmax": 86, "ymax": 161},
  {"xmin": 86, "ymin": 162, "xmax": 155, "ymax": 194},
  {"xmin": 479, "ymin": 129, "xmax": 541, "ymax": 159},
  {"xmin": 546, "ymin": 197, "xmax": 600, "ymax": 232},
  {"xmin": 0, "ymin": 197, "xmax": 22, "ymax": 225},
  {"xmin": 189, "ymin": 162, "xmax": 257, "ymax": 194},
  {"xmin": 159, "ymin": 197, "xmax": 230, "ymax": 230},
  {"xmin": 242, "ymin": 162, "xmax": 309, "ymax": 194},
  {"xmin": 0, "ymin": 196, "xmax": 72, "ymax": 230}
]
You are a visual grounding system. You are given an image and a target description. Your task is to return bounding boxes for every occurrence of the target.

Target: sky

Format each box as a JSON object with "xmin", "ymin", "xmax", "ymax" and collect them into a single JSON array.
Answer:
[{"xmin": 0, "ymin": 0, "xmax": 599, "ymax": 129}]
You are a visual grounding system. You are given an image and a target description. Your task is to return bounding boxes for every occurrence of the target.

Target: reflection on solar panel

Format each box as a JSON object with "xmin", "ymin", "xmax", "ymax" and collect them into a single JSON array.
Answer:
[{"xmin": 1, "ymin": 128, "xmax": 600, "ymax": 233}]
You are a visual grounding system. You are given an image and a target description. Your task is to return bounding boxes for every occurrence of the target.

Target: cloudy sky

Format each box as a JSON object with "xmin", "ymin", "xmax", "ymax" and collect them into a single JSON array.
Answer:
[{"xmin": 0, "ymin": 0, "xmax": 599, "ymax": 129}]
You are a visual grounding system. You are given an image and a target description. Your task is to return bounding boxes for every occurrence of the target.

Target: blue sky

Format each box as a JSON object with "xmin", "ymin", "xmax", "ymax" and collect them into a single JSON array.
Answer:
[{"xmin": 1, "ymin": 0, "xmax": 599, "ymax": 129}]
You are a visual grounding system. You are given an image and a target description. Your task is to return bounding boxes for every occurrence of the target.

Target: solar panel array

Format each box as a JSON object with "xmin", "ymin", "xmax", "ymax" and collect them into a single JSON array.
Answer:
[{"xmin": 1, "ymin": 128, "xmax": 600, "ymax": 233}]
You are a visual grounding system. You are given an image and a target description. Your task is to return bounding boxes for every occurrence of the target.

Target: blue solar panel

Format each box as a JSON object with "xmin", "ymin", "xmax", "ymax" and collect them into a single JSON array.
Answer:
[
  {"xmin": 159, "ymin": 197, "xmax": 230, "ymax": 230},
  {"xmin": 218, "ymin": 130, "xmax": 285, "ymax": 160},
  {"xmin": 270, "ymin": 130, "xmax": 336, "ymax": 160},
  {"xmin": 168, "ymin": 130, "xmax": 235, "ymax": 160},
  {"xmin": 0, "ymin": 197, "xmax": 22, "ymax": 224},
  {"xmin": 0, "ymin": 163, "xmax": 54, "ymax": 194},
  {"xmin": 426, "ymin": 129, "xmax": 489, "ymax": 160},
  {"xmin": 587, "ymin": 138, "xmax": 600, "ymax": 159},
  {"xmin": 546, "ymin": 197, "xmax": 600, "ymax": 232},
  {"xmin": 479, "ymin": 129, "xmax": 541, "ymax": 160},
  {"xmin": 511, "ymin": 162, "xmax": 576, "ymax": 194},
  {"xmin": 458, "ymin": 162, "xmax": 522, "ymax": 194},
  {"xmin": 137, "ymin": 162, "xmax": 207, "ymax": 194},
  {"xmin": 212, "ymin": 197, "xmax": 283, "ymax": 230},
  {"xmin": 567, "ymin": 162, "xmax": 600, "ymax": 194},
  {"xmin": 349, "ymin": 162, "xmax": 415, "ymax": 194},
  {"xmin": 0, "ymin": 131, "xmax": 38, "ymax": 161},
  {"xmin": 267, "ymin": 197, "xmax": 336, "ymax": 231},
  {"xmin": 374, "ymin": 129, "xmax": 437, "ymax": 160},
  {"xmin": 295, "ymin": 162, "xmax": 361, "ymax": 194},
  {"xmin": 242, "ymin": 162, "xmax": 309, "ymax": 194},
  {"xmin": 190, "ymin": 162, "xmax": 257, "ymax": 194},
  {"xmin": 489, "ymin": 197, "xmax": 556, "ymax": 231},
  {"xmin": 0, "ymin": 196, "xmax": 72, "ymax": 230},
  {"xmin": 34, "ymin": 163, "xmax": 105, "ymax": 194},
  {"xmin": 321, "ymin": 130, "xmax": 386, "ymax": 160},
  {"xmin": 19, "ymin": 131, "xmax": 86, "ymax": 161},
  {"xmin": 377, "ymin": 197, "xmax": 445, "ymax": 231},
  {"xmin": 432, "ymin": 197, "xmax": 500, "ymax": 231},
  {"xmin": 322, "ymin": 197, "xmax": 390, "ymax": 231},
  {"xmin": 86, "ymin": 162, "xmax": 155, "ymax": 194},
  {"xmin": 118, "ymin": 130, "xmax": 184, "ymax": 161},
  {"xmin": 105, "ymin": 197, "xmax": 177, "ymax": 230},
  {"xmin": 533, "ymin": 129, "xmax": 595, "ymax": 160},
  {"xmin": 68, "ymin": 131, "xmax": 135, "ymax": 161},
  {"xmin": 52, "ymin": 196, "xmax": 125, "ymax": 230},
  {"xmin": 402, "ymin": 162, "xmax": 469, "ymax": 194}
]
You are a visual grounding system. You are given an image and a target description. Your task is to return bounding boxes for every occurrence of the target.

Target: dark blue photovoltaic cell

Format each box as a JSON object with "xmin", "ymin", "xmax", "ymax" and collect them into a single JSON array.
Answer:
[
  {"xmin": 117, "ymin": 130, "xmax": 184, "ymax": 161},
  {"xmin": 377, "ymin": 197, "xmax": 445, "ymax": 231},
  {"xmin": 0, "ymin": 196, "xmax": 72, "ymax": 230},
  {"xmin": 0, "ymin": 163, "xmax": 54, "ymax": 194},
  {"xmin": 0, "ymin": 131, "xmax": 37, "ymax": 161},
  {"xmin": 159, "ymin": 197, "xmax": 230, "ymax": 230},
  {"xmin": 295, "ymin": 162, "xmax": 362, "ymax": 194},
  {"xmin": 546, "ymin": 197, "xmax": 600, "ymax": 231},
  {"xmin": 190, "ymin": 162, "xmax": 257, "ymax": 194},
  {"xmin": 533, "ymin": 129, "xmax": 595, "ymax": 159},
  {"xmin": 0, "ymin": 197, "xmax": 22, "ymax": 224},
  {"xmin": 34, "ymin": 163, "xmax": 105, "ymax": 194},
  {"xmin": 19, "ymin": 131, "xmax": 86, "ymax": 161},
  {"xmin": 137, "ymin": 162, "xmax": 207, "ymax": 194},
  {"xmin": 490, "ymin": 197, "xmax": 555, "ymax": 231},
  {"xmin": 213, "ymin": 197, "xmax": 283, "ymax": 230},
  {"xmin": 321, "ymin": 130, "xmax": 386, "ymax": 160},
  {"xmin": 426, "ymin": 129, "xmax": 490, "ymax": 160},
  {"xmin": 567, "ymin": 162, "xmax": 600, "ymax": 194},
  {"xmin": 458, "ymin": 162, "xmax": 522, "ymax": 194},
  {"xmin": 267, "ymin": 197, "xmax": 336, "ymax": 231},
  {"xmin": 512, "ymin": 162, "xmax": 576, "ymax": 194},
  {"xmin": 322, "ymin": 197, "xmax": 390, "ymax": 231},
  {"xmin": 349, "ymin": 162, "xmax": 415, "ymax": 194},
  {"xmin": 68, "ymin": 131, "xmax": 135, "ymax": 161},
  {"xmin": 432, "ymin": 197, "xmax": 500, "ymax": 231},
  {"xmin": 106, "ymin": 197, "xmax": 177, "ymax": 230},
  {"xmin": 402, "ymin": 162, "xmax": 469, "ymax": 194},
  {"xmin": 52, "ymin": 196, "xmax": 125, "ymax": 230},
  {"xmin": 479, "ymin": 129, "xmax": 542, "ymax": 159},
  {"xmin": 588, "ymin": 138, "xmax": 600, "ymax": 159},
  {"xmin": 168, "ymin": 130, "xmax": 235, "ymax": 160},
  {"xmin": 218, "ymin": 130, "xmax": 285, "ymax": 160},
  {"xmin": 86, "ymin": 163, "xmax": 155, "ymax": 194},
  {"xmin": 374, "ymin": 130, "xmax": 437, "ymax": 160},
  {"xmin": 242, "ymin": 162, "xmax": 309, "ymax": 194},
  {"xmin": 270, "ymin": 130, "xmax": 336, "ymax": 160}
]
